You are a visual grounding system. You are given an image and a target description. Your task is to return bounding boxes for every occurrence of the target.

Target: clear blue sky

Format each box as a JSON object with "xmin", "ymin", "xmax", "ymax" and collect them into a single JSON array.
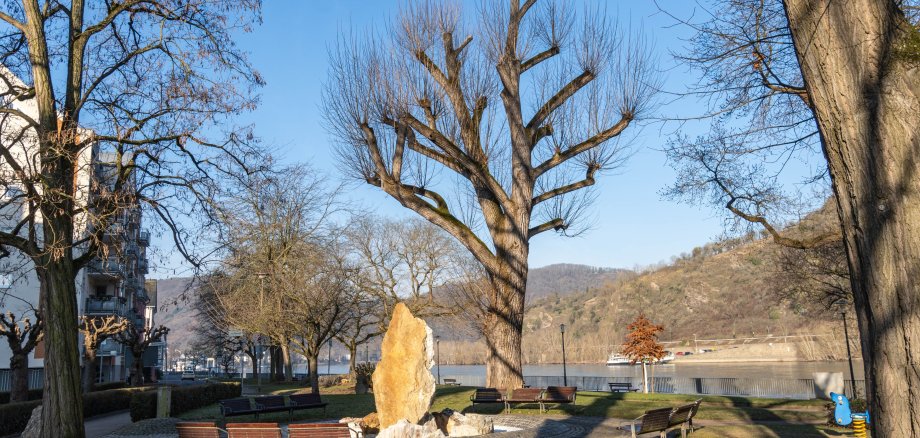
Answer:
[{"xmin": 154, "ymin": 1, "xmax": 736, "ymax": 277}]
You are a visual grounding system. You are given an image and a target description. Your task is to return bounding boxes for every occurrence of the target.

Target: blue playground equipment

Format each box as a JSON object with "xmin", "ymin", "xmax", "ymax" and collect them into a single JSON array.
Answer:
[{"xmin": 830, "ymin": 392, "xmax": 871, "ymax": 427}]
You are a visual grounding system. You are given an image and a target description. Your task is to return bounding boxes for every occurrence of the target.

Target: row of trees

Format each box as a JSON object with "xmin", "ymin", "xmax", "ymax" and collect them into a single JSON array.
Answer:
[{"xmin": 192, "ymin": 164, "xmax": 476, "ymax": 394}]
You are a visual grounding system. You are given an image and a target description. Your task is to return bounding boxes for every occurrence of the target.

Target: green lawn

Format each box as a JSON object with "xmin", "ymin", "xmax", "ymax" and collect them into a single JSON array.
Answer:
[{"xmin": 179, "ymin": 384, "xmax": 829, "ymax": 427}]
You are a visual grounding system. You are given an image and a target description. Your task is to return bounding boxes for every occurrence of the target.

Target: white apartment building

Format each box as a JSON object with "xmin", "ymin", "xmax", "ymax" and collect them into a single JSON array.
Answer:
[{"xmin": 0, "ymin": 66, "xmax": 158, "ymax": 389}]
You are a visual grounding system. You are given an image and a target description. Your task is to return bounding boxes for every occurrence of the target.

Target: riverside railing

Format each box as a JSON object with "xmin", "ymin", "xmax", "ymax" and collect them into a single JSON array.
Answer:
[{"xmin": 439, "ymin": 374, "xmax": 866, "ymax": 400}]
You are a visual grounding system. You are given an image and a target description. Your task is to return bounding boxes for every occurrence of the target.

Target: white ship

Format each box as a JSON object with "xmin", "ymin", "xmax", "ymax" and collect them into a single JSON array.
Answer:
[{"xmin": 606, "ymin": 351, "xmax": 676, "ymax": 366}]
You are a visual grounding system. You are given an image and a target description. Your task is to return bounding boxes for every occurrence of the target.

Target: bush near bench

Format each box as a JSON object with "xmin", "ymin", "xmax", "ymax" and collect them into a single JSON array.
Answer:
[
  {"xmin": 0, "ymin": 381, "xmax": 127, "ymax": 404},
  {"xmin": 0, "ymin": 387, "xmax": 151, "ymax": 436},
  {"xmin": 130, "ymin": 382, "xmax": 241, "ymax": 422}
]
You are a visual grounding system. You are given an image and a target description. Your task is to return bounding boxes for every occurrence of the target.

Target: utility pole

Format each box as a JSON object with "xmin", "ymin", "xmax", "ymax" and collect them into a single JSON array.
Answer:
[{"xmin": 560, "ymin": 324, "xmax": 567, "ymax": 387}]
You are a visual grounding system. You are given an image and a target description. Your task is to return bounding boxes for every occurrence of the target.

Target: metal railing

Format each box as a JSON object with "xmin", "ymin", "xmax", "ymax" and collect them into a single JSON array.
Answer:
[
  {"xmin": 85, "ymin": 296, "xmax": 128, "ymax": 316},
  {"xmin": 88, "ymin": 257, "xmax": 124, "ymax": 278},
  {"xmin": 440, "ymin": 374, "xmax": 827, "ymax": 400},
  {"xmin": 0, "ymin": 368, "xmax": 44, "ymax": 391},
  {"xmin": 97, "ymin": 338, "xmax": 124, "ymax": 357}
]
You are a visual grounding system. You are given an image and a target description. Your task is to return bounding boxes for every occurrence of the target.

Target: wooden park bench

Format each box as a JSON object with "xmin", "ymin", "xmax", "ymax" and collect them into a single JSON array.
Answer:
[
  {"xmin": 442, "ymin": 378, "xmax": 461, "ymax": 386},
  {"xmin": 470, "ymin": 388, "xmax": 505, "ymax": 405},
  {"xmin": 288, "ymin": 422, "xmax": 358, "ymax": 438},
  {"xmin": 289, "ymin": 393, "xmax": 328, "ymax": 417},
  {"xmin": 254, "ymin": 395, "xmax": 290, "ymax": 419},
  {"xmin": 620, "ymin": 407, "xmax": 674, "ymax": 438},
  {"xmin": 608, "ymin": 382, "xmax": 640, "ymax": 393},
  {"xmin": 176, "ymin": 421, "xmax": 222, "ymax": 438},
  {"xmin": 219, "ymin": 398, "xmax": 262, "ymax": 419},
  {"xmin": 670, "ymin": 399, "xmax": 703, "ymax": 437},
  {"xmin": 539, "ymin": 386, "xmax": 577, "ymax": 413},
  {"xmin": 225, "ymin": 422, "xmax": 282, "ymax": 438},
  {"xmin": 503, "ymin": 387, "xmax": 544, "ymax": 413}
]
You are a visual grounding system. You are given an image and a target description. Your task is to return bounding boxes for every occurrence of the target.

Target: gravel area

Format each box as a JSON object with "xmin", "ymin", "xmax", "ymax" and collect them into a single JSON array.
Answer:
[{"xmin": 101, "ymin": 418, "xmax": 180, "ymax": 438}]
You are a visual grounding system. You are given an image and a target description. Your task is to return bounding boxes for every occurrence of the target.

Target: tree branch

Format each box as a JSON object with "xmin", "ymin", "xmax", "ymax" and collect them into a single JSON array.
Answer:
[{"xmin": 534, "ymin": 116, "xmax": 632, "ymax": 177}]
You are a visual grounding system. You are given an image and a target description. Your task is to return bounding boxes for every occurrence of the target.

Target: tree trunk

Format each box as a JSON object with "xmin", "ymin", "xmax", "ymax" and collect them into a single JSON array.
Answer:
[
  {"xmin": 82, "ymin": 348, "xmax": 97, "ymax": 394},
  {"xmin": 642, "ymin": 362, "xmax": 649, "ymax": 394},
  {"xmin": 348, "ymin": 344, "xmax": 357, "ymax": 375},
  {"xmin": 783, "ymin": 1, "xmax": 920, "ymax": 435},
  {"xmin": 247, "ymin": 352, "xmax": 257, "ymax": 380},
  {"xmin": 308, "ymin": 353, "xmax": 320, "ymax": 394},
  {"xmin": 281, "ymin": 343, "xmax": 293, "ymax": 383},
  {"xmin": 131, "ymin": 350, "xmax": 145, "ymax": 386},
  {"xmin": 37, "ymin": 265, "xmax": 84, "ymax": 438},
  {"xmin": 483, "ymin": 241, "xmax": 528, "ymax": 390},
  {"xmin": 10, "ymin": 352, "xmax": 30, "ymax": 402}
]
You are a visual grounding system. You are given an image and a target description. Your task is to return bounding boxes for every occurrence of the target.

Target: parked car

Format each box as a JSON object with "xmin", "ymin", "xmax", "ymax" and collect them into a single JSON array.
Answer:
[{"xmin": 181, "ymin": 368, "xmax": 195, "ymax": 380}]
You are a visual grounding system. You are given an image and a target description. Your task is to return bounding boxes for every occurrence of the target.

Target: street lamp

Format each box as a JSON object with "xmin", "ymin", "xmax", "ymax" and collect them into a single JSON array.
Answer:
[
  {"xmin": 560, "ymin": 324, "xmax": 567, "ymax": 387},
  {"xmin": 435, "ymin": 335, "xmax": 441, "ymax": 385},
  {"xmin": 365, "ymin": 343, "xmax": 369, "ymax": 363},
  {"xmin": 837, "ymin": 300, "xmax": 858, "ymax": 398},
  {"xmin": 327, "ymin": 340, "xmax": 332, "ymax": 375}
]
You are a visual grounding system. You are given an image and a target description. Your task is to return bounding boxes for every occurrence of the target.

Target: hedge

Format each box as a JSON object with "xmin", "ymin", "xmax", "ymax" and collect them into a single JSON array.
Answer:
[
  {"xmin": 0, "ymin": 381, "xmax": 127, "ymax": 404},
  {"xmin": 0, "ymin": 387, "xmax": 151, "ymax": 436},
  {"xmin": 130, "ymin": 382, "xmax": 241, "ymax": 422}
]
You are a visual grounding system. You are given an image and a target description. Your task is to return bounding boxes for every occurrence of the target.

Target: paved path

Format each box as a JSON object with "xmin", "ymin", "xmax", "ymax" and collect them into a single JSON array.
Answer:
[{"xmin": 84, "ymin": 411, "xmax": 132, "ymax": 438}]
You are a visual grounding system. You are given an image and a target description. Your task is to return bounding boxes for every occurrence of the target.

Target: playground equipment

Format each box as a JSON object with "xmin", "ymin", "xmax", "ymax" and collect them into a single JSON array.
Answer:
[{"xmin": 830, "ymin": 391, "xmax": 871, "ymax": 433}]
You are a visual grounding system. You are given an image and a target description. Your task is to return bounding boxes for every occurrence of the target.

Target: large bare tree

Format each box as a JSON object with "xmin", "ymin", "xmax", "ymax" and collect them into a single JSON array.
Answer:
[
  {"xmin": 112, "ymin": 321, "xmax": 167, "ymax": 386},
  {"xmin": 324, "ymin": 0, "xmax": 656, "ymax": 388},
  {"xmin": 78, "ymin": 314, "xmax": 128, "ymax": 393},
  {"xmin": 662, "ymin": 0, "xmax": 920, "ymax": 433},
  {"xmin": 0, "ymin": 2, "xmax": 262, "ymax": 434}
]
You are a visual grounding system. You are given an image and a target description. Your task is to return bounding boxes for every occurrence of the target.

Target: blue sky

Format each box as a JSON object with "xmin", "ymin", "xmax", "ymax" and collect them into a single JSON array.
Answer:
[{"xmin": 154, "ymin": 1, "xmax": 738, "ymax": 277}]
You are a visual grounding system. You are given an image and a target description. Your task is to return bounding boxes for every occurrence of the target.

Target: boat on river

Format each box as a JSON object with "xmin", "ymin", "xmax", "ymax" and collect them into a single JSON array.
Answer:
[{"xmin": 606, "ymin": 351, "xmax": 676, "ymax": 366}]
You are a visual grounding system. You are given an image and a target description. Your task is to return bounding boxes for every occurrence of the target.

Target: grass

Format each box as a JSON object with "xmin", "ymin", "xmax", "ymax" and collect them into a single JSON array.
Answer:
[
  {"xmin": 180, "ymin": 383, "xmax": 829, "ymax": 427},
  {"xmin": 691, "ymin": 424, "xmax": 865, "ymax": 437}
]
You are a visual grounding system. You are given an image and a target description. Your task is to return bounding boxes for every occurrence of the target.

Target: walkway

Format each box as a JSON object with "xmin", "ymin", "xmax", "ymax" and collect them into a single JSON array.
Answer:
[{"xmin": 84, "ymin": 411, "xmax": 133, "ymax": 438}]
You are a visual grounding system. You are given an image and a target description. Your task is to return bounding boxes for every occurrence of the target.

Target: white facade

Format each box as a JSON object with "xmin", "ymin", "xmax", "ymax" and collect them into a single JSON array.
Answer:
[{"xmin": 0, "ymin": 66, "xmax": 154, "ymax": 386}]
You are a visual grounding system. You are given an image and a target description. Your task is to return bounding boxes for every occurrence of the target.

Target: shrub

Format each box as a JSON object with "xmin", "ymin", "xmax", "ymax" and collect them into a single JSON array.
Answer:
[
  {"xmin": 319, "ymin": 375, "xmax": 343, "ymax": 388},
  {"xmin": 0, "ymin": 400, "xmax": 41, "ymax": 436},
  {"xmin": 0, "ymin": 388, "xmax": 43, "ymax": 404},
  {"xmin": 130, "ymin": 382, "xmax": 242, "ymax": 422},
  {"xmin": 355, "ymin": 362, "xmax": 375, "ymax": 389},
  {"xmin": 93, "ymin": 381, "xmax": 127, "ymax": 392}
]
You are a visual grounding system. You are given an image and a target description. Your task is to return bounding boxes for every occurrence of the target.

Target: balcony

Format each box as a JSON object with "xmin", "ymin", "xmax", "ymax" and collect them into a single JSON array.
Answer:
[
  {"xmin": 137, "ymin": 260, "xmax": 148, "ymax": 274},
  {"xmin": 97, "ymin": 338, "xmax": 123, "ymax": 357},
  {"xmin": 138, "ymin": 231, "xmax": 150, "ymax": 247},
  {"xmin": 85, "ymin": 296, "xmax": 127, "ymax": 316},
  {"xmin": 102, "ymin": 223, "xmax": 124, "ymax": 243},
  {"xmin": 88, "ymin": 258, "xmax": 124, "ymax": 279}
]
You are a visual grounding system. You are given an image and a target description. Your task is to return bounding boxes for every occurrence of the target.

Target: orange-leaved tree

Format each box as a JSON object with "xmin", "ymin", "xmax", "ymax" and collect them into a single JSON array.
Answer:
[{"xmin": 621, "ymin": 314, "xmax": 665, "ymax": 393}]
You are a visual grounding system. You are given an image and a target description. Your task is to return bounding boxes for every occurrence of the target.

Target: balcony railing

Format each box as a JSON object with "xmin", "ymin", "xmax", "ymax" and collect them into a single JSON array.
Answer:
[
  {"xmin": 84, "ymin": 296, "xmax": 127, "ymax": 316},
  {"xmin": 88, "ymin": 258, "xmax": 124, "ymax": 279},
  {"xmin": 137, "ymin": 260, "xmax": 149, "ymax": 274},
  {"xmin": 138, "ymin": 231, "xmax": 150, "ymax": 247},
  {"xmin": 97, "ymin": 338, "xmax": 123, "ymax": 357}
]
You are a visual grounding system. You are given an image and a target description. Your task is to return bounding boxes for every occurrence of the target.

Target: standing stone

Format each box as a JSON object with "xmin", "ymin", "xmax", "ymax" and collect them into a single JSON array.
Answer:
[
  {"xmin": 21, "ymin": 405, "xmax": 42, "ymax": 438},
  {"xmin": 372, "ymin": 303, "xmax": 436, "ymax": 430}
]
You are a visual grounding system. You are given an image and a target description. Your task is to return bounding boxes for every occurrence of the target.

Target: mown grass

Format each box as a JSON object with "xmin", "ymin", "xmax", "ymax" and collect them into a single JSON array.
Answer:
[
  {"xmin": 180, "ymin": 384, "xmax": 828, "ymax": 426},
  {"xmin": 692, "ymin": 424, "xmax": 864, "ymax": 437}
]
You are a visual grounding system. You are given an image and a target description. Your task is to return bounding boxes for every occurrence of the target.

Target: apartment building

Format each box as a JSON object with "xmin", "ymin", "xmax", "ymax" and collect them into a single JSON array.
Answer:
[{"xmin": 0, "ymin": 66, "xmax": 161, "ymax": 389}]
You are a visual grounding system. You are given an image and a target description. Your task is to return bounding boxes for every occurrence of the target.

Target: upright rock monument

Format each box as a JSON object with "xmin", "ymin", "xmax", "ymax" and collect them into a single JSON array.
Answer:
[{"xmin": 372, "ymin": 302, "xmax": 437, "ymax": 430}]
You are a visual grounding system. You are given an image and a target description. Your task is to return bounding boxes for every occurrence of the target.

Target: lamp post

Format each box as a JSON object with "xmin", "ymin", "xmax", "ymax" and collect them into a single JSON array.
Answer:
[
  {"xmin": 327, "ymin": 340, "xmax": 332, "ymax": 375},
  {"xmin": 560, "ymin": 324, "xmax": 567, "ymax": 387},
  {"xmin": 366, "ymin": 343, "xmax": 369, "ymax": 363},
  {"xmin": 435, "ymin": 335, "xmax": 441, "ymax": 385}
]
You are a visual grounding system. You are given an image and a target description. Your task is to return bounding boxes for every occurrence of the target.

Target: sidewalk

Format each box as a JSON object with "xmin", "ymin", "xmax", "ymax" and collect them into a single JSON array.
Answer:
[{"xmin": 84, "ymin": 411, "xmax": 132, "ymax": 438}]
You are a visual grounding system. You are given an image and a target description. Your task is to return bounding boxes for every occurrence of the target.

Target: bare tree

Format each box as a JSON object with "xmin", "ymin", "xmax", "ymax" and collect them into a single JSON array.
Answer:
[
  {"xmin": 113, "ymin": 322, "xmax": 168, "ymax": 386},
  {"xmin": 0, "ymin": 2, "xmax": 262, "ymax": 434},
  {"xmin": 324, "ymin": 0, "xmax": 656, "ymax": 388},
  {"xmin": 78, "ymin": 314, "xmax": 128, "ymax": 393},
  {"xmin": 662, "ymin": 0, "xmax": 920, "ymax": 432},
  {"xmin": 0, "ymin": 308, "xmax": 41, "ymax": 402}
]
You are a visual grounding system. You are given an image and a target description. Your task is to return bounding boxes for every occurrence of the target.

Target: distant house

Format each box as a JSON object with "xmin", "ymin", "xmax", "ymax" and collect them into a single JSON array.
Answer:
[{"xmin": 0, "ymin": 66, "xmax": 160, "ymax": 389}]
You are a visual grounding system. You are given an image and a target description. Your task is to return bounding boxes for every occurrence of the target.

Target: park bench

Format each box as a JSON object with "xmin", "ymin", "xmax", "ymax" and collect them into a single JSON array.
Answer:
[
  {"xmin": 225, "ymin": 422, "xmax": 282, "ymax": 438},
  {"xmin": 666, "ymin": 401, "xmax": 698, "ymax": 438},
  {"xmin": 470, "ymin": 388, "xmax": 505, "ymax": 405},
  {"xmin": 539, "ymin": 386, "xmax": 577, "ymax": 413},
  {"xmin": 176, "ymin": 421, "xmax": 221, "ymax": 438},
  {"xmin": 608, "ymin": 382, "xmax": 640, "ymax": 393},
  {"xmin": 254, "ymin": 395, "xmax": 290, "ymax": 419},
  {"xmin": 442, "ymin": 378, "xmax": 461, "ymax": 386},
  {"xmin": 288, "ymin": 423, "xmax": 359, "ymax": 438},
  {"xmin": 620, "ymin": 407, "xmax": 673, "ymax": 438},
  {"xmin": 219, "ymin": 398, "xmax": 262, "ymax": 419},
  {"xmin": 503, "ymin": 387, "xmax": 544, "ymax": 413},
  {"xmin": 289, "ymin": 393, "xmax": 329, "ymax": 416}
]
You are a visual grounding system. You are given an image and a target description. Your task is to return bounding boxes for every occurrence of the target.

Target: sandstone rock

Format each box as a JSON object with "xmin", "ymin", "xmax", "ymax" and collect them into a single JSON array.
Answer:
[
  {"xmin": 433, "ymin": 408, "xmax": 493, "ymax": 437},
  {"xmin": 21, "ymin": 405, "xmax": 42, "ymax": 438},
  {"xmin": 371, "ymin": 303, "xmax": 436, "ymax": 429},
  {"xmin": 377, "ymin": 419, "xmax": 445, "ymax": 438},
  {"xmin": 359, "ymin": 412, "xmax": 380, "ymax": 434}
]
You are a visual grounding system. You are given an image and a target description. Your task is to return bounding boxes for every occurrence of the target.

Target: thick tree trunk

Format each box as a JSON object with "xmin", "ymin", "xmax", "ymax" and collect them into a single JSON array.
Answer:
[
  {"xmin": 483, "ymin": 239, "xmax": 528, "ymax": 390},
  {"xmin": 308, "ymin": 353, "xmax": 320, "ymax": 394},
  {"xmin": 10, "ymin": 352, "xmax": 30, "ymax": 402},
  {"xmin": 281, "ymin": 343, "xmax": 293, "ymax": 383},
  {"xmin": 82, "ymin": 349, "xmax": 97, "ymax": 393},
  {"xmin": 130, "ymin": 351, "xmax": 144, "ymax": 386},
  {"xmin": 37, "ymin": 265, "xmax": 84, "ymax": 438},
  {"xmin": 247, "ymin": 352, "xmax": 257, "ymax": 380},
  {"xmin": 783, "ymin": 1, "xmax": 920, "ymax": 435}
]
